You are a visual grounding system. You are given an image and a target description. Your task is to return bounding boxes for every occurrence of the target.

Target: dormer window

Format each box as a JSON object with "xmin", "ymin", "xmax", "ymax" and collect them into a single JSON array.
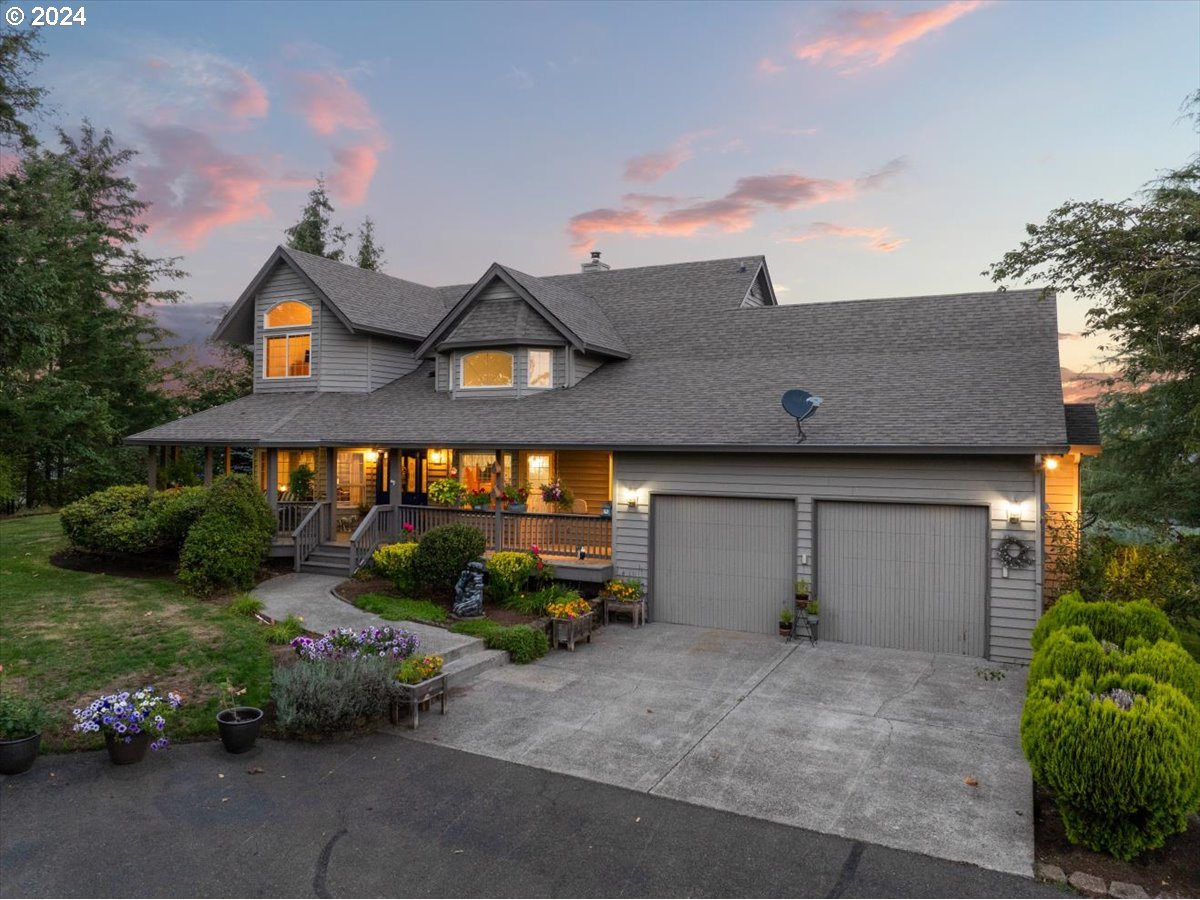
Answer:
[
  {"xmin": 460, "ymin": 350, "xmax": 513, "ymax": 389},
  {"xmin": 528, "ymin": 349, "xmax": 553, "ymax": 389},
  {"xmin": 263, "ymin": 301, "xmax": 312, "ymax": 379}
]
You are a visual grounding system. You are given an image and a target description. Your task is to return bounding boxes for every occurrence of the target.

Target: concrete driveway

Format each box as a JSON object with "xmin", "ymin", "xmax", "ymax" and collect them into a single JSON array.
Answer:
[{"xmin": 392, "ymin": 623, "xmax": 1033, "ymax": 877}]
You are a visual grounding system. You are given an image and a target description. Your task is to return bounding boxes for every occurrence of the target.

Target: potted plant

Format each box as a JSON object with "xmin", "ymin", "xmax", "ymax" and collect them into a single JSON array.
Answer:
[
  {"xmin": 0, "ymin": 692, "xmax": 45, "ymax": 776},
  {"xmin": 502, "ymin": 483, "xmax": 531, "ymax": 512},
  {"xmin": 216, "ymin": 679, "xmax": 264, "ymax": 754},
  {"xmin": 428, "ymin": 478, "xmax": 465, "ymax": 508},
  {"xmin": 778, "ymin": 608, "xmax": 794, "ymax": 637},
  {"xmin": 391, "ymin": 655, "xmax": 446, "ymax": 729},
  {"xmin": 794, "ymin": 579, "xmax": 810, "ymax": 609},
  {"xmin": 540, "ymin": 478, "xmax": 574, "ymax": 512},
  {"xmin": 806, "ymin": 599, "xmax": 819, "ymax": 623},
  {"xmin": 288, "ymin": 463, "xmax": 316, "ymax": 500},
  {"xmin": 466, "ymin": 488, "xmax": 492, "ymax": 510},
  {"xmin": 547, "ymin": 596, "xmax": 595, "ymax": 650},
  {"xmin": 600, "ymin": 577, "xmax": 647, "ymax": 627},
  {"xmin": 72, "ymin": 686, "xmax": 182, "ymax": 765}
]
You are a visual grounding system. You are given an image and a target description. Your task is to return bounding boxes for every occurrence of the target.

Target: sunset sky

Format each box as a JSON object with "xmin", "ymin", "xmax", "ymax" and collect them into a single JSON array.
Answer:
[{"xmin": 27, "ymin": 0, "xmax": 1200, "ymax": 381}]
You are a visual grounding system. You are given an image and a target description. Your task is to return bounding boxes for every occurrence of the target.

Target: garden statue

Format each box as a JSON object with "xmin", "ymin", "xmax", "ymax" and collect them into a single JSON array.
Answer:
[{"xmin": 453, "ymin": 561, "xmax": 485, "ymax": 618}]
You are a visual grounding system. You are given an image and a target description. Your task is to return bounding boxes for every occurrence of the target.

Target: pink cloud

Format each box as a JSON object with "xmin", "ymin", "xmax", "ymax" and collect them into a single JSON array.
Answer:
[
  {"xmin": 758, "ymin": 57, "xmax": 786, "ymax": 75},
  {"xmin": 777, "ymin": 222, "xmax": 907, "ymax": 253},
  {"xmin": 794, "ymin": 0, "xmax": 986, "ymax": 72},
  {"xmin": 289, "ymin": 70, "xmax": 378, "ymax": 136},
  {"xmin": 137, "ymin": 124, "xmax": 276, "ymax": 249},
  {"xmin": 329, "ymin": 142, "xmax": 381, "ymax": 206},
  {"xmin": 568, "ymin": 159, "xmax": 905, "ymax": 251},
  {"xmin": 221, "ymin": 68, "xmax": 269, "ymax": 120},
  {"xmin": 623, "ymin": 130, "xmax": 714, "ymax": 182}
]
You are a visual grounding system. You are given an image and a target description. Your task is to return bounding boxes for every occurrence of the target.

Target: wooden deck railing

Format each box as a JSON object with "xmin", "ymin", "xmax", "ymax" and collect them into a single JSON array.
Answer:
[
  {"xmin": 292, "ymin": 501, "xmax": 328, "ymax": 572},
  {"xmin": 275, "ymin": 500, "xmax": 317, "ymax": 536},
  {"xmin": 394, "ymin": 504, "xmax": 611, "ymax": 560},
  {"xmin": 349, "ymin": 504, "xmax": 396, "ymax": 574}
]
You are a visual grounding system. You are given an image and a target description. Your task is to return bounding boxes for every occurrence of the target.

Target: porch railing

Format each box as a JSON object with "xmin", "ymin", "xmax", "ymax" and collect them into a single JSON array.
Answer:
[
  {"xmin": 276, "ymin": 500, "xmax": 317, "ymax": 536},
  {"xmin": 394, "ymin": 504, "xmax": 611, "ymax": 560},
  {"xmin": 293, "ymin": 501, "xmax": 329, "ymax": 572},
  {"xmin": 349, "ymin": 504, "xmax": 397, "ymax": 574}
]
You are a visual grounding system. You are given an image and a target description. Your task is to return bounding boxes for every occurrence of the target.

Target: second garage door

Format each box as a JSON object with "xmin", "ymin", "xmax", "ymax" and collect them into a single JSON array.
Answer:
[
  {"xmin": 652, "ymin": 495, "xmax": 794, "ymax": 633},
  {"xmin": 816, "ymin": 500, "xmax": 988, "ymax": 656}
]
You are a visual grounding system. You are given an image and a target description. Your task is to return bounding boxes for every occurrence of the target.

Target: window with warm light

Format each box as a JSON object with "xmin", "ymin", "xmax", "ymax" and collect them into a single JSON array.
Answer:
[
  {"xmin": 460, "ymin": 350, "xmax": 514, "ymax": 388},
  {"xmin": 264, "ymin": 301, "xmax": 312, "ymax": 328},
  {"xmin": 264, "ymin": 334, "xmax": 310, "ymax": 378},
  {"xmin": 528, "ymin": 349, "xmax": 553, "ymax": 389}
]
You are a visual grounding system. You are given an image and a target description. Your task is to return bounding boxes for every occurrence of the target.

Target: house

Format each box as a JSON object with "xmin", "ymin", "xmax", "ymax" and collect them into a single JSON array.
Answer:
[{"xmin": 128, "ymin": 246, "xmax": 1101, "ymax": 663}]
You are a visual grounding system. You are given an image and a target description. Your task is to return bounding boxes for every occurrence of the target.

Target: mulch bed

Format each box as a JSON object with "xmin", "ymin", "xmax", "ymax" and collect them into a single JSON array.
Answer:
[
  {"xmin": 1034, "ymin": 784, "xmax": 1200, "ymax": 896},
  {"xmin": 50, "ymin": 547, "xmax": 178, "ymax": 579},
  {"xmin": 334, "ymin": 575, "xmax": 541, "ymax": 627}
]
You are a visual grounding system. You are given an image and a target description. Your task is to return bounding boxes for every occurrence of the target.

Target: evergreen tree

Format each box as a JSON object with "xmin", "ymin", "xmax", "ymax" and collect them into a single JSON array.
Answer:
[
  {"xmin": 354, "ymin": 216, "xmax": 386, "ymax": 271},
  {"xmin": 284, "ymin": 176, "xmax": 347, "ymax": 261},
  {"xmin": 0, "ymin": 30, "xmax": 46, "ymax": 152}
]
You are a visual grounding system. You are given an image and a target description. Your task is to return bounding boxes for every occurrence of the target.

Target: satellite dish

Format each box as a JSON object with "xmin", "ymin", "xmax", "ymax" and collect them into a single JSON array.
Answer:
[{"xmin": 782, "ymin": 389, "xmax": 823, "ymax": 443}]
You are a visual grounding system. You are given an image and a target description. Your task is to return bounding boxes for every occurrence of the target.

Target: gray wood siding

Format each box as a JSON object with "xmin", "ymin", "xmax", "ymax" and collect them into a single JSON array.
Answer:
[
  {"xmin": 570, "ymin": 351, "xmax": 605, "ymax": 385},
  {"xmin": 613, "ymin": 452, "xmax": 1039, "ymax": 663},
  {"xmin": 442, "ymin": 282, "xmax": 564, "ymax": 347},
  {"xmin": 653, "ymin": 496, "xmax": 794, "ymax": 633},
  {"xmin": 436, "ymin": 353, "xmax": 450, "ymax": 392},
  {"xmin": 253, "ymin": 264, "xmax": 319, "ymax": 393},
  {"xmin": 740, "ymin": 274, "xmax": 768, "ymax": 308},
  {"xmin": 366, "ymin": 336, "xmax": 421, "ymax": 390},
  {"xmin": 816, "ymin": 501, "xmax": 988, "ymax": 656},
  {"xmin": 316, "ymin": 303, "xmax": 367, "ymax": 392}
]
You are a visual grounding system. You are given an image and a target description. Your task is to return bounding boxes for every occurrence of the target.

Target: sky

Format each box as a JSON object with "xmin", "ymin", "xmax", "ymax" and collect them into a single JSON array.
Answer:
[{"xmin": 17, "ymin": 0, "xmax": 1200, "ymax": 390}]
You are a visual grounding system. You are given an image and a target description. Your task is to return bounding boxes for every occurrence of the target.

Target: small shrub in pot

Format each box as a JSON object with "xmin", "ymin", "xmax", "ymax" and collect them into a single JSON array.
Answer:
[{"xmin": 0, "ymin": 693, "xmax": 45, "ymax": 776}]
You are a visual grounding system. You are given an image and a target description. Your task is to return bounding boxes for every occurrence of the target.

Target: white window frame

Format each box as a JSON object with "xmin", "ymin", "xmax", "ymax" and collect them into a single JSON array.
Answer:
[
  {"xmin": 263, "ymin": 333, "xmax": 312, "ymax": 380},
  {"xmin": 458, "ymin": 349, "xmax": 514, "ymax": 390},
  {"xmin": 527, "ymin": 348, "xmax": 554, "ymax": 390},
  {"xmin": 263, "ymin": 300, "xmax": 313, "ymax": 330}
]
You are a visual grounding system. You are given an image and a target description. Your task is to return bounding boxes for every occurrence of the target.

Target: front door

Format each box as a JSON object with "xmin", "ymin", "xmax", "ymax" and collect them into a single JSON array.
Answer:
[{"xmin": 400, "ymin": 451, "xmax": 426, "ymax": 505}]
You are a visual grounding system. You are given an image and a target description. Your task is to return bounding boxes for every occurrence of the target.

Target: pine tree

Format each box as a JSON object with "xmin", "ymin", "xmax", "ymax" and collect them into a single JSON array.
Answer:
[
  {"xmin": 284, "ymin": 176, "xmax": 347, "ymax": 261},
  {"xmin": 354, "ymin": 216, "xmax": 386, "ymax": 271}
]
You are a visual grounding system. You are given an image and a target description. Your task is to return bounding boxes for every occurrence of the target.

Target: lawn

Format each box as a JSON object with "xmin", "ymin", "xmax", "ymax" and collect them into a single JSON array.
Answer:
[
  {"xmin": 354, "ymin": 592, "xmax": 447, "ymax": 623},
  {"xmin": 0, "ymin": 514, "xmax": 273, "ymax": 751}
]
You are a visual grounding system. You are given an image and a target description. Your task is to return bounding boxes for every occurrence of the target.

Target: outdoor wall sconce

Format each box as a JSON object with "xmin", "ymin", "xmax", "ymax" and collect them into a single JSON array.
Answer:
[
  {"xmin": 429, "ymin": 449, "xmax": 446, "ymax": 465},
  {"xmin": 1043, "ymin": 456, "xmax": 1059, "ymax": 471},
  {"xmin": 625, "ymin": 491, "xmax": 639, "ymax": 509},
  {"xmin": 364, "ymin": 449, "xmax": 379, "ymax": 462},
  {"xmin": 1007, "ymin": 500, "xmax": 1023, "ymax": 525}
]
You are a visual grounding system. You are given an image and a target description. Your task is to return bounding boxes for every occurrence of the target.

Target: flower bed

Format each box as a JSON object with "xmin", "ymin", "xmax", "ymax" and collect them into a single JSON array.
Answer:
[{"xmin": 291, "ymin": 625, "xmax": 420, "ymax": 662}]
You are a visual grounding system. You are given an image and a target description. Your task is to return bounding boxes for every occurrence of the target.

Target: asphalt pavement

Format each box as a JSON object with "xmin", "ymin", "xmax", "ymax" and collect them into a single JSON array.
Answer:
[{"xmin": 0, "ymin": 734, "xmax": 1061, "ymax": 898}]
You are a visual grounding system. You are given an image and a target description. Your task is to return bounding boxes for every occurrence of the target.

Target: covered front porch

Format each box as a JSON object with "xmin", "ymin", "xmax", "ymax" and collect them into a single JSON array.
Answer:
[{"xmin": 148, "ymin": 444, "xmax": 615, "ymax": 579}]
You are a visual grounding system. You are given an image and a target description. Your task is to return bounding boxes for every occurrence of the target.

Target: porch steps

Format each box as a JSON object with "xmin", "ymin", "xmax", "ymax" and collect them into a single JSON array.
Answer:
[{"xmin": 299, "ymin": 543, "xmax": 351, "ymax": 576}]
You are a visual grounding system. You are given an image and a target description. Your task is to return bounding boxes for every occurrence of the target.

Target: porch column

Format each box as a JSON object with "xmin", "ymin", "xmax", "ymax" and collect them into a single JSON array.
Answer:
[
  {"xmin": 265, "ymin": 448, "xmax": 279, "ymax": 521},
  {"xmin": 325, "ymin": 447, "xmax": 337, "ymax": 541},
  {"xmin": 224, "ymin": 446, "xmax": 232, "ymax": 476},
  {"xmin": 203, "ymin": 447, "xmax": 214, "ymax": 486},
  {"xmin": 493, "ymin": 448, "xmax": 505, "ymax": 551},
  {"xmin": 387, "ymin": 447, "xmax": 401, "ymax": 538},
  {"xmin": 147, "ymin": 445, "xmax": 157, "ymax": 492}
]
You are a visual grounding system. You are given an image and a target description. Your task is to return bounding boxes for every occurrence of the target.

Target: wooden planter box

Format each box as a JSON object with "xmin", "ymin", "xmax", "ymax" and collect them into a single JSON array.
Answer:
[
  {"xmin": 549, "ymin": 612, "xmax": 595, "ymax": 651},
  {"xmin": 390, "ymin": 673, "xmax": 447, "ymax": 729},
  {"xmin": 603, "ymin": 596, "xmax": 646, "ymax": 628}
]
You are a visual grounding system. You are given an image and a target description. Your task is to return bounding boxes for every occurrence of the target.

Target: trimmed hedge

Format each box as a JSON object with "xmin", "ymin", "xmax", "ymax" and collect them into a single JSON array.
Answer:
[
  {"xmin": 1021, "ymin": 671, "xmax": 1200, "ymax": 859},
  {"xmin": 450, "ymin": 619, "xmax": 548, "ymax": 664},
  {"xmin": 60, "ymin": 485, "xmax": 153, "ymax": 554},
  {"xmin": 486, "ymin": 551, "xmax": 535, "ymax": 603},
  {"xmin": 1030, "ymin": 592, "xmax": 1178, "ymax": 652},
  {"xmin": 1029, "ymin": 626, "xmax": 1200, "ymax": 708},
  {"xmin": 144, "ymin": 487, "xmax": 207, "ymax": 549},
  {"xmin": 413, "ymin": 523, "xmax": 486, "ymax": 593},
  {"xmin": 178, "ymin": 475, "xmax": 275, "ymax": 595},
  {"xmin": 372, "ymin": 542, "xmax": 420, "ymax": 594}
]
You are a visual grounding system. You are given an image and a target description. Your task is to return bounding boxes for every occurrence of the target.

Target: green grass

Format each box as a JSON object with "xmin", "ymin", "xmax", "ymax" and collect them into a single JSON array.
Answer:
[
  {"xmin": 264, "ymin": 614, "xmax": 306, "ymax": 645},
  {"xmin": 449, "ymin": 619, "xmax": 549, "ymax": 663},
  {"xmin": 354, "ymin": 592, "xmax": 447, "ymax": 623},
  {"xmin": 0, "ymin": 514, "xmax": 273, "ymax": 751},
  {"xmin": 228, "ymin": 594, "xmax": 265, "ymax": 618}
]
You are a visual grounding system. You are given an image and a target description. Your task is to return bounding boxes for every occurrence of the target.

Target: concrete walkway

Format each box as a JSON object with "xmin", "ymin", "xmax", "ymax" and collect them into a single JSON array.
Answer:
[
  {"xmin": 393, "ymin": 623, "xmax": 1034, "ymax": 877},
  {"xmin": 251, "ymin": 572, "xmax": 476, "ymax": 659}
]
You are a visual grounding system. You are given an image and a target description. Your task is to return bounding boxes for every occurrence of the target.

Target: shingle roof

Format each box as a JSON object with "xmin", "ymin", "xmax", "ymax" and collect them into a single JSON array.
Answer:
[
  {"xmin": 499, "ymin": 265, "xmax": 628, "ymax": 356},
  {"xmin": 130, "ymin": 253, "xmax": 1069, "ymax": 452},
  {"xmin": 1064, "ymin": 403, "xmax": 1101, "ymax": 446}
]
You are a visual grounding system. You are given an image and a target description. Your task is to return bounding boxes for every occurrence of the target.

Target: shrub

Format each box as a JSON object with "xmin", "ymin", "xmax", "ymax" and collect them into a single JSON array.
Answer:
[
  {"xmin": 396, "ymin": 655, "xmax": 444, "ymax": 684},
  {"xmin": 60, "ymin": 485, "xmax": 153, "ymax": 554},
  {"xmin": 427, "ymin": 478, "xmax": 464, "ymax": 506},
  {"xmin": 1021, "ymin": 671, "xmax": 1200, "ymax": 859},
  {"xmin": 486, "ymin": 551, "xmax": 536, "ymax": 603},
  {"xmin": 144, "ymin": 487, "xmax": 207, "ymax": 549},
  {"xmin": 178, "ymin": 475, "xmax": 275, "ymax": 595},
  {"xmin": 265, "ymin": 615, "xmax": 306, "ymax": 645},
  {"xmin": 372, "ymin": 542, "xmax": 420, "ymax": 594},
  {"xmin": 1030, "ymin": 593, "xmax": 1178, "ymax": 653},
  {"xmin": 291, "ymin": 625, "xmax": 419, "ymax": 661},
  {"xmin": 228, "ymin": 595, "xmax": 265, "ymax": 618},
  {"xmin": 413, "ymin": 523, "xmax": 486, "ymax": 593},
  {"xmin": 0, "ymin": 693, "xmax": 45, "ymax": 740},
  {"xmin": 506, "ymin": 583, "xmax": 576, "ymax": 617},
  {"xmin": 355, "ymin": 593, "xmax": 446, "ymax": 623},
  {"xmin": 450, "ymin": 619, "xmax": 548, "ymax": 664},
  {"xmin": 273, "ymin": 657, "xmax": 394, "ymax": 735},
  {"xmin": 1102, "ymin": 544, "xmax": 1198, "ymax": 624}
]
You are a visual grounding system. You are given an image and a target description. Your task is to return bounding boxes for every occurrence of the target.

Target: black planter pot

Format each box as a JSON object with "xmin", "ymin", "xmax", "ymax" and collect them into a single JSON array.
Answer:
[
  {"xmin": 105, "ymin": 729, "xmax": 151, "ymax": 765},
  {"xmin": 217, "ymin": 707, "xmax": 264, "ymax": 754},
  {"xmin": 0, "ymin": 733, "xmax": 41, "ymax": 775}
]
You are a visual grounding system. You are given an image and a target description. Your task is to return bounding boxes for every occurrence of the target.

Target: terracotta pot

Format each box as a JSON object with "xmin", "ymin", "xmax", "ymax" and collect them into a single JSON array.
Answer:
[
  {"xmin": 104, "ymin": 730, "xmax": 151, "ymax": 765},
  {"xmin": 0, "ymin": 733, "xmax": 41, "ymax": 775}
]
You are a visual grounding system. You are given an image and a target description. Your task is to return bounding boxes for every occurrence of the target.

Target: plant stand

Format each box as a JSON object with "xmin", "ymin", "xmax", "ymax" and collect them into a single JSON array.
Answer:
[
  {"xmin": 791, "ymin": 615, "xmax": 818, "ymax": 646},
  {"xmin": 603, "ymin": 596, "xmax": 646, "ymax": 628},
  {"xmin": 550, "ymin": 612, "xmax": 595, "ymax": 650},
  {"xmin": 390, "ymin": 674, "xmax": 447, "ymax": 730}
]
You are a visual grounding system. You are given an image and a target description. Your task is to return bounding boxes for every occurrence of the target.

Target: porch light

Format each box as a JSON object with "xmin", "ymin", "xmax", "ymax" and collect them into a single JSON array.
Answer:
[
  {"xmin": 1007, "ymin": 500, "xmax": 1023, "ymax": 525},
  {"xmin": 364, "ymin": 449, "xmax": 379, "ymax": 462},
  {"xmin": 1043, "ymin": 457, "xmax": 1059, "ymax": 471},
  {"xmin": 429, "ymin": 449, "xmax": 446, "ymax": 465},
  {"xmin": 625, "ymin": 491, "xmax": 640, "ymax": 510}
]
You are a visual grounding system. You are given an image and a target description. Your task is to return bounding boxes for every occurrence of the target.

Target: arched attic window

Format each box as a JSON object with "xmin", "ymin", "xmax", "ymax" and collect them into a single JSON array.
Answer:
[
  {"xmin": 263, "ymin": 301, "xmax": 312, "ymax": 378},
  {"xmin": 460, "ymin": 350, "xmax": 514, "ymax": 388}
]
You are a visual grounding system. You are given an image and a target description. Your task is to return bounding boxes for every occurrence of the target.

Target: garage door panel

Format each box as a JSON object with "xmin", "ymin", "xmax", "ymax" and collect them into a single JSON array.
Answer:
[
  {"xmin": 653, "ymin": 496, "xmax": 794, "ymax": 634},
  {"xmin": 817, "ymin": 501, "xmax": 987, "ymax": 656}
]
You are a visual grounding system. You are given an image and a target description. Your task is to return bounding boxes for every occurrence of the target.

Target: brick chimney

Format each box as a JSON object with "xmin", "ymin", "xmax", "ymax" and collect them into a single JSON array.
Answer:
[{"xmin": 581, "ymin": 250, "xmax": 610, "ymax": 274}]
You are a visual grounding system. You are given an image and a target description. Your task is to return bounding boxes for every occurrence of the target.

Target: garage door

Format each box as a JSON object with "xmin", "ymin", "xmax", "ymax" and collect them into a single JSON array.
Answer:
[
  {"xmin": 816, "ymin": 501, "xmax": 987, "ymax": 656},
  {"xmin": 652, "ymin": 496, "xmax": 794, "ymax": 633}
]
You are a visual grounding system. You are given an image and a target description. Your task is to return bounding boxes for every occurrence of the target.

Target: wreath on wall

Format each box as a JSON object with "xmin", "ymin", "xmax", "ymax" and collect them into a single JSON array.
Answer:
[{"xmin": 996, "ymin": 535, "xmax": 1034, "ymax": 569}]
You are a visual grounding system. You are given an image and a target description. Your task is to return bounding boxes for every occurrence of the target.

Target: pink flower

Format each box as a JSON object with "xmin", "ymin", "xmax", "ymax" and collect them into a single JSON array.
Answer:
[
  {"xmin": 402, "ymin": 522, "xmax": 415, "ymax": 533},
  {"xmin": 530, "ymin": 544, "xmax": 540, "ymax": 555}
]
